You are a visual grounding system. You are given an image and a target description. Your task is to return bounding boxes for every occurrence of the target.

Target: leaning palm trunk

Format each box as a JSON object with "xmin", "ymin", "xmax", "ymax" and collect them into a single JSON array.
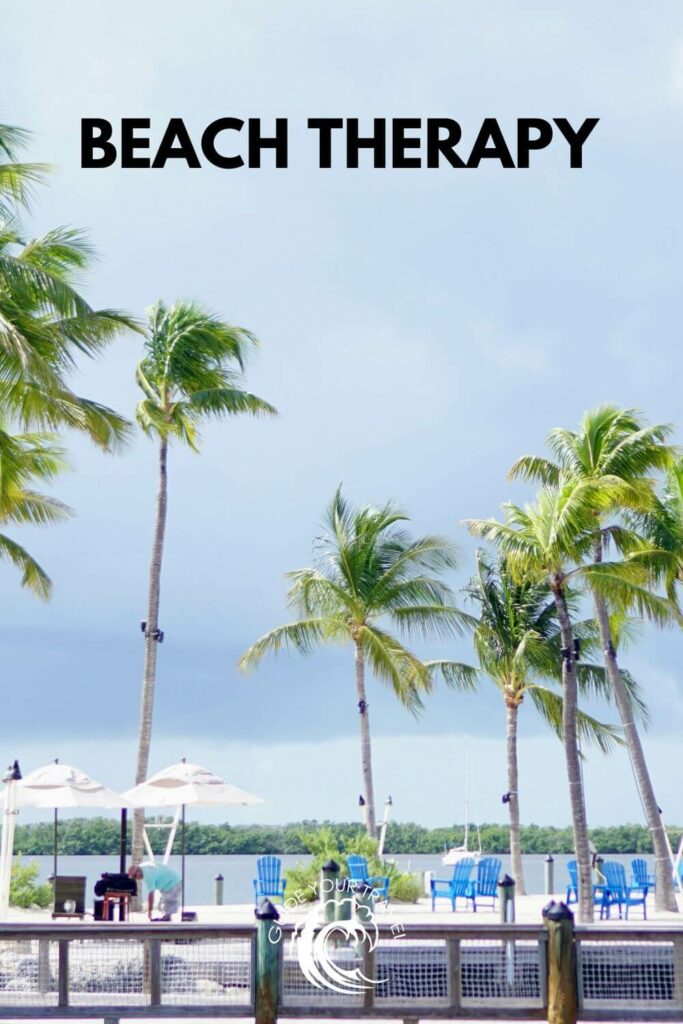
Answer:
[
  {"xmin": 591, "ymin": 545, "xmax": 677, "ymax": 912},
  {"xmin": 354, "ymin": 641, "xmax": 377, "ymax": 837},
  {"xmin": 505, "ymin": 698, "xmax": 526, "ymax": 894},
  {"xmin": 131, "ymin": 439, "xmax": 169, "ymax": 871},
  {"xmin": 553, "ymin": 581, "xmax": 593, "ymax": 922}
]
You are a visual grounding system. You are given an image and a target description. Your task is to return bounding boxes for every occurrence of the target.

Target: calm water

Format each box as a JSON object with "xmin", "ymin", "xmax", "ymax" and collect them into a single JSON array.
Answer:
[{"xmin": 26, "ymin": 852, "xmax": 643, "ymax": 905}]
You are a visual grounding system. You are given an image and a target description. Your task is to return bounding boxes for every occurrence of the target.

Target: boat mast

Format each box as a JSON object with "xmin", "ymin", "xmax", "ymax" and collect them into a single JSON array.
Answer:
[{"xmin": 463, "ymin": 749, "xmax": 470, "ymax": 851}]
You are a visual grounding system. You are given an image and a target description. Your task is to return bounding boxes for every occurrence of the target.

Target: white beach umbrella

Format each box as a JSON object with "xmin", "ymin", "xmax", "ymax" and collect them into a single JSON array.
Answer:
[
  {"xmin": 123, "ymin": 760, "xmax": 264, "ymax": 912},
  {"xmin": 122, "ymin": 760, "xmax": 264, "ymax": 809},
  {"xmin": 0, "ymin": 760, "xmax": 133, "ymax": 911},
  {"xmin": 14, "ymin": 761, "xmax": 131, "ymax": 811}
]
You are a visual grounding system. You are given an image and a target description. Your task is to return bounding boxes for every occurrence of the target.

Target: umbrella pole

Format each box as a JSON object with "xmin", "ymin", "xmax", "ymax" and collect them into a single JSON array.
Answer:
[
  {"xmin": 119, "ymin": 809, "xmax": 127, "ymax": 874},
  {"xmin": 181, "ymin": 804, "xmax": 185, "ymax": 917},
  {"xmin": 53, "ymin": 808, "xmax": 58, "ymax": 883}
]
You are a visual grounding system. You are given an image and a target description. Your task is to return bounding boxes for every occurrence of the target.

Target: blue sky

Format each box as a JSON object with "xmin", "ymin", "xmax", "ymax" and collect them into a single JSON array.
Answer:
[{"xmin": 2, "ymin": 1, "xmax": 683, "ymax": 831}]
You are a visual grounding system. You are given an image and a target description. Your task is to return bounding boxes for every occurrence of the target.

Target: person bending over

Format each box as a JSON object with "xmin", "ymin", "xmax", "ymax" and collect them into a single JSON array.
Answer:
[{"xmin": 128, "ymin": 862, "xmax": 182, "ymax": 921}]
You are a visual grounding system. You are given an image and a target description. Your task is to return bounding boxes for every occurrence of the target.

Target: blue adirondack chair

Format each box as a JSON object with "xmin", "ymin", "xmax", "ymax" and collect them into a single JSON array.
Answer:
[
  {"xmin": 566, "ymin": 859, "xmax": 579, "ymax": 905},
  {"xmin": 566, "ymin": 859, "xmax": 609, "ymax": 912},
  {"xmin": 466, "ymin": 857, "xmax": 502, "ymax": 911},
  {"xmin": 346, "ymin": 855, "xmax": 390, "ymax": 904},
  {"xmin": 631, "ymin": 858, "xmax": 655, "ymax": 890},
  {"xmin": 430, "ymin": 858, "xmax": 474, "ymax": 911},
  {"xmin": 253, "ymin": 855, "xmax": 287, "ymax": 903},
  {"xmin": 601, "ymin": 861, "xmax": 648, "ymax": 920}
]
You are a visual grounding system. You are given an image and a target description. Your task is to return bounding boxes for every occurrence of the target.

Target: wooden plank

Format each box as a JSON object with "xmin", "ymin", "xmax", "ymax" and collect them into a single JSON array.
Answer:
[
  {"xmin": 0, "ymin": 1008, "xmax": 257, "ymax": 1019},
  {"xmin": 446, "ymin": 935, "xmax": 461, "ymax": 1012},
  {"xmin": 37, "ymin": 940, "xmax": 50, "ymax": 995},
  {"xmin": 362, "ymin": 940, "xmax": 374, "ymax": 1013},
  {"xmin": 673, "ymin": 935, "xmax": 683, "ymax": 1007},
  {"xmin": 0, "ymin": 925, "xmax": 256, "ymax": 940},
  {"xmin": 57, "ymin": 941, "xmax": 69, "ymax": 1008},
  {"xmin": 149, "ymin": 939, "xmax": 161, "ymax": 1006}
]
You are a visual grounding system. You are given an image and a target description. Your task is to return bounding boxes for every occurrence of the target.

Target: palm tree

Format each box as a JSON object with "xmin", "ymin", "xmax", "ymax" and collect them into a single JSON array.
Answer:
[
  {"xmin": 0, "ymin": 122, "xmax": 134, "ymax": 448},
  {"xmin": 0, "ymin": 124, "xmax": 48, "ymax": 218},
  {"xmin": 634, "ymin": 455, "xmax": 683, "ymax": 597},
  {"xmin": 239, "ymin": 488, "xmax": 476, "ymax": 836},
  {"xmin": 510, "ymin": 406, "xmax": 679, "ymax": 911},
  {"xmin": 0, "ymin": 424, "xmax": 71, "ymax": 597},
  {"xmin": 467, "ymin": 478, "xmax": 613, "ymax": 922},
  {"xmin": 132, "ymin": 300, "xmax": 276, "ymax": 863},
  {"xmin": 463, "ymin": 551, "xmax": 628, "ymax": 894}
]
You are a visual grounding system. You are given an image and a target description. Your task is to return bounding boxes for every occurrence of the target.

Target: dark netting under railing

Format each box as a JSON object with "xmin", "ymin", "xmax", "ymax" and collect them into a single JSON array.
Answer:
[
  {"xmin": 69, "ymin": 938, "xmax": 146, "ymax": 1005},
  {"xmin": 460, "ymin": 938, "xmax": 545, "ymax": 1008},
  {"xmin": 579, "ymin": 940, "xmax": 676, "ymax": 1008},
  {"xmin": 281, "ymin": 940, "xmax": 365, "ymax": 1008},
  {"xmin": 0, "ymin": 931, "xmax": 255, "ymax": 1014},
  {"xmin": 159, "ymin": 936, "xmax": 252, "ymax": 1005},
  {"xmin": 0, "ymin": 938, "xmax": 58, "ymax": 1006},
  {"xmin": 374, "ymin": 937, "xmax": 449, "ymax": 1007}
]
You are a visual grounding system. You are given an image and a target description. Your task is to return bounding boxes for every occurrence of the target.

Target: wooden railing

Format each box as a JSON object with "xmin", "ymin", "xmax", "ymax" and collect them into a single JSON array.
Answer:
[{"xmin": 0, "ymin": 916, "xmax": 679, "ymax": 1022}]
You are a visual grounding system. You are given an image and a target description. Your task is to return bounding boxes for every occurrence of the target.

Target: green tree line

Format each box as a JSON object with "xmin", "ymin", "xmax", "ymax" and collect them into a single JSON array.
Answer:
[{"xmin": 13, "ymin": 818, "xmax": 682, "ymax": 857}]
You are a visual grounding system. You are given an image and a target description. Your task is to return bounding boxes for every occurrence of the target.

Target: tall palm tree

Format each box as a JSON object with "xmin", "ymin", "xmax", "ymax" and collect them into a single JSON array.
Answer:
[
  {"xmin": 510, "ymin": 407, "xmax": 679, "ymax": 911},
  {"xmin": 132, "ymin": 300, "xmax": 276, "ymax": 863},
  {"xmin": 467, "ymin": 478, "xmax": 616, "ymax": 922},
  {"xmin": 463, "ymin": 552, "xmax": 629, "ymax": 894},
  {"xmin": 239, "ymin": 488, "xmax": 476, "ymax": 836},
  {"xmin": 0, "ymin": 122, "xmax": 134, "ymax": 448},
  {"xmin": 0, "ymin": 424, "xmax": 71, "ymax": 597}
]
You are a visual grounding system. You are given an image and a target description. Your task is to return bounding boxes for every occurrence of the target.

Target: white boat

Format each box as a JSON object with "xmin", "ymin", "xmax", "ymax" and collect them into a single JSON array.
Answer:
[{"xmin": 442, "ymin": 750, "xmax": 482, "ymax": 865}]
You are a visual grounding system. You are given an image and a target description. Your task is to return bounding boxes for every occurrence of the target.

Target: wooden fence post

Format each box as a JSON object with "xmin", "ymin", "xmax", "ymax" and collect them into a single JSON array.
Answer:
[
  {"xmin": 320, "ymin": 859, "xmax": 340, "ymax": 922},
  {"xmin": 543, "ymin": 900, "xmax": 577, "ymax": 1024},
  {"xmin": 255, "ymin": 897, "xmax": 281, "ymax": 1024}
]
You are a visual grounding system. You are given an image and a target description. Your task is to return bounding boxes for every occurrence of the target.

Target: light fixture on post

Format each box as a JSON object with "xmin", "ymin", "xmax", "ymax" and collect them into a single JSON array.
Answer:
[{"xmin": 377, "ymin": 794, "xmax": 393, "ymax": 859}]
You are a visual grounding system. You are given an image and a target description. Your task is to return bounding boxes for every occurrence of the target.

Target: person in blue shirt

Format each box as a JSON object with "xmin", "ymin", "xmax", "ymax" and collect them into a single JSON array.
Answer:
[{"xmin": 128, "ymin": 862, "xmax": 182, "ymax": 921}]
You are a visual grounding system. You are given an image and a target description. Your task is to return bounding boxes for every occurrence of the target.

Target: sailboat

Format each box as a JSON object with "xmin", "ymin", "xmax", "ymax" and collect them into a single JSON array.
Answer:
[{"xmin": 442, "ymin": 750, "xmax": 482, "ymax": 865}]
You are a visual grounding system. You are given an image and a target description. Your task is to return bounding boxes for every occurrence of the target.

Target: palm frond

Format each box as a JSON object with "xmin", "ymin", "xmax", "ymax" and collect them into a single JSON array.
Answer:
[
  {"xmin": 185, "ymin": 388, "xmax": 277, "ymax": 419},
  {"xmin": 425, "ymin": 659, "xmax": 479, "ymax": 691},
  {"xmin": 508, "ymin": 454, "xmax": 561, "ymax": 485},
  {"xmin": 285, "ymin": 568, "xmax": 355, "ymax": 617},
  {"xmin": 389, "ymin": 604, "xmax": 475, "ymax": 640},
  {"xmin": 527, "ymin": 685, "xmax": 622, "ymax": 753},
  {"xmin": 575, "ymin": 663, "xmax": 650, "ymax": 726},
  {"xmin": 579, "ymin": 562, "xmax": 678, "ymax": 626},
  {"xmin": 357, "ymin": 624, "xmax": 431, "ymax": 713},
  {"xmin": 0, "ymin": 532, "xmax": 52, "ymax": 598},
  {"xmin": 238, "ymin": 617, "xmax": 345, "ymax": 672}
]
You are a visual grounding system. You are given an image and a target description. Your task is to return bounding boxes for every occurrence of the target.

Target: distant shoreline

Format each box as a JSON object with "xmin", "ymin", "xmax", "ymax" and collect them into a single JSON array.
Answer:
[{"xmin": 13, "ymin": 818, "xmax": 680, "ymax": 857}]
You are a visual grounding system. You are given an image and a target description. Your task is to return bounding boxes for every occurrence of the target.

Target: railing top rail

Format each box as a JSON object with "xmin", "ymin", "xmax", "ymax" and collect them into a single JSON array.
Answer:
[
  {"xmin": 575, "ymin": 926, "xmax": 683, "ymax": 941},
  {"xmin": 279, "ymin": 921, "xmax": 546, "ymax": 939},
  {"xmin": 0, "ymin": 923, "xmax": 257, "ymax": 941},
  {"xmin": 2, "ymin": 919, "xmax": 679, "ymax": 944}
]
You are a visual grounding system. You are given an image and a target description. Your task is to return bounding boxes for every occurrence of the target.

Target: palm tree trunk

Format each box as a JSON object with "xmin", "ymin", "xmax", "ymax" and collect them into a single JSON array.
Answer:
[
  {"xmin": 552, "ymin": 579, "xmax": 593, "ymax": 922},
  {"xmin": 354, "ymin": 641, "xmax": 377, "ymax": 838},
  {"xmin": 591, "ymin": 543, "xmax": 677, "ymax": 912},
  {"xmin": 132, "ymin": 438, "xmax": 168, "ymax": 870},
  {"xmin": 505, "ymin": 698, "xmax": 526, "ymax": 895}
]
